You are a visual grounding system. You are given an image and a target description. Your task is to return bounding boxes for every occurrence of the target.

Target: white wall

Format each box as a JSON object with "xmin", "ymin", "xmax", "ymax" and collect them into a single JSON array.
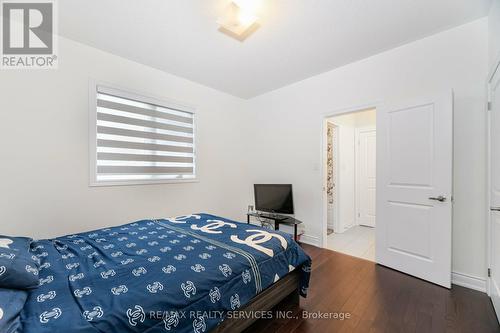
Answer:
[
  {"xmin": 0, "ymin": 37, "xmax": 249, "ymax": 239},
  {"xmin": 489, "ymin": 0, "xmax": 500, "ymax": 69},
  {"xmin": 244, "ymin": 19, "xmax": 489, "ymax": 279},
  {"xmin": 336, "ymin": 124, "xmax": 355, "ymax": 232}
]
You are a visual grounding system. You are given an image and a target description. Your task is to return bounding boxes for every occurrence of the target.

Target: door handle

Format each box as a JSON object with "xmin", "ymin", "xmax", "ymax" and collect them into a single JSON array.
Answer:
[
  {"xmin": 491, "ymin": 207, "xmax": 500, "ymax": 212},
  {"xmin": 429, "ymin": 196, "xmax": 447, "ymax": 202}
]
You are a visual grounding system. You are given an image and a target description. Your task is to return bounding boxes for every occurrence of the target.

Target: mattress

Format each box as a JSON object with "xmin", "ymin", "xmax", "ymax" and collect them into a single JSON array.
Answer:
[{"xmin": 20, "ymin": 213, "xmax": 311, "ymax": 333}]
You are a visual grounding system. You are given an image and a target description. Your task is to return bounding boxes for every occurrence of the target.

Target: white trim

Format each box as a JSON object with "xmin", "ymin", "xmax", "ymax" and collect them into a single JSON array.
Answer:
[
  {"xmin": 487, "ymin": 75, "xmax": 493, "ymax": 297},
  {"xmin": 300, "ymin": 234, "xmax": 321, "ymax": 247},
  {"xmin": 320, "ymin": 101, "xmax": 383, "ymax": 248},
  {"xmin": 487, "ymin": 57, "xmax": 500, "ymax": 318},
  {"xmin": 88, "ymin": 79, "xmax": 198, "ymax": 187},
  {"xmin": 452, "ymin": 271, "xmax": 487, "ymax": 293}
]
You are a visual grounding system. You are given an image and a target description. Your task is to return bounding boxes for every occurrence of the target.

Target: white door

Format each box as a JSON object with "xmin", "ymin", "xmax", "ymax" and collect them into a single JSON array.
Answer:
[
  {"xmin": 376, "ymin": 92, "xmax": 453, "ymax": 288},
  {"xmin": 357, "ymin": 129, "xmax": 376, "ymax": 227},
  {"xmin": 489, "ymin": 64, "xmax": 500, "ymax": 319}
]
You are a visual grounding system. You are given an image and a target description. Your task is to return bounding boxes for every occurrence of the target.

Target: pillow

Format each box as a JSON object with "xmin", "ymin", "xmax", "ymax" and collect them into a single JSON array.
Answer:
[
  {"xmin": 0, "ymin": 236, "xmax": 40, "ymax": 289},
  {"xmin": 0, "ymin": 288, "xmax": 28, "ymax": 333}
]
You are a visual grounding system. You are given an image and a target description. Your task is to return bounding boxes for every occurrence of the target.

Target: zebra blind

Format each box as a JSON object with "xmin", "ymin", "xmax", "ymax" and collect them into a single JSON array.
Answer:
[{"xmin": 93, "ymin": 86, "xmax": 195, "ymax": 184}]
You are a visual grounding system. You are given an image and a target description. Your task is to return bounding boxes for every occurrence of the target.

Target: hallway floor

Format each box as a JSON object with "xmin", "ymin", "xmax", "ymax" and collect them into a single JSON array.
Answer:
[{"xmin": 327, "ymin": 225, "xmax": 375, "ymax": 261}]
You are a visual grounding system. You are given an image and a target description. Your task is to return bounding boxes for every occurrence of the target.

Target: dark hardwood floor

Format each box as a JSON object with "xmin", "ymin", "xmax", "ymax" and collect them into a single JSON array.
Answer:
[{"xmin": 246, "ymin": 244, "xmax": 500, "ymax": 333}]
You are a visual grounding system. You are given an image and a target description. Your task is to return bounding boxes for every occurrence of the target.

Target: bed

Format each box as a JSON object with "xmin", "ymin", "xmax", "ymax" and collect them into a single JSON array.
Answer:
[{"xmin": 1, "ymin": 213, "xmax": 311, "ymax": 333}]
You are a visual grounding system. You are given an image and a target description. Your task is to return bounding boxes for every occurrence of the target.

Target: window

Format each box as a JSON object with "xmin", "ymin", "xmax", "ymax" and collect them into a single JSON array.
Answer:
[{"xmin": 90, "ymin": 84, "xmax": 196, "ymax": 186}]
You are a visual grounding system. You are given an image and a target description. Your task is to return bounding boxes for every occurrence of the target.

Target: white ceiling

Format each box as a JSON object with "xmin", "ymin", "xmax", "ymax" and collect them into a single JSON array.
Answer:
[{"xmin": 59, "ymin": 0, "xmax": 492, "ymax": 99}]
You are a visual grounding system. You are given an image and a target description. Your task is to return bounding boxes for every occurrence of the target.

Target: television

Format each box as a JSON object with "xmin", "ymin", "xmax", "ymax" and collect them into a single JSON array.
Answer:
[{"xmin": 254, "ymin": 184, "xmax": 294, "ymax": 215}]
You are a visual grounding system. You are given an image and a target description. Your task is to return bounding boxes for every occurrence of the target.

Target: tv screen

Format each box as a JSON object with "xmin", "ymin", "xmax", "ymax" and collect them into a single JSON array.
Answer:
[{"xmin": 254, "ymin": 184, "xmax": 294, "ymax": 214}]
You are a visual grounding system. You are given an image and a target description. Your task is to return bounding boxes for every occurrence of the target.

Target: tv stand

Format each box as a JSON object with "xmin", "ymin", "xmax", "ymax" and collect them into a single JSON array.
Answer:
[
  {"xmin": 255, "ymin": 212, "xmax": 288, "ymax": 221},
  {"xmin": 246, "ymin": 212, "xmax": 303, "ymax": 242}
]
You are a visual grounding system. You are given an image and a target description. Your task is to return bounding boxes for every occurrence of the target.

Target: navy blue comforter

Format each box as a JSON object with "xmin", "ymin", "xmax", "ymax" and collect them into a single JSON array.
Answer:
[{"xmin": 20, "ymin": 214, "xmax": 311, "ymax": 333}]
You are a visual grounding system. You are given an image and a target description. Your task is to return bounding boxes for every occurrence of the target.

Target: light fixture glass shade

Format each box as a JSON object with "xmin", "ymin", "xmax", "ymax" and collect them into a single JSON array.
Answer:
[{"xmin": 217, "ymin": 1, "xmax": 260, "ymax": 40}]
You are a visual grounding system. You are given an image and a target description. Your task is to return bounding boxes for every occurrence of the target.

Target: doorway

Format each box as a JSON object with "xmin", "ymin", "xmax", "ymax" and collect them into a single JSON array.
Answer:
[
  {"xmin": 322, "ymin": 92, "xmax": 453, "ymax": 288},
  {"xmin": 324, "ymin": 108, "xmax": 376, "ymax": 261}
]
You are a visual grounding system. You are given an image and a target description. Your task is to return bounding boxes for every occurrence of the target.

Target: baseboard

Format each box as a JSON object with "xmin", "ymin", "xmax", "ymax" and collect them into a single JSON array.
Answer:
[
  {"xmin": 299, "ymin": 234, "xmax": 321, "ymax": 247},
  {"xmin": 452, "ymin": 271, "xmax": 486, "ymax": 293},
  {"xmin": 296, "ymin": 236, "xmax": 486, "ymax": 293}
]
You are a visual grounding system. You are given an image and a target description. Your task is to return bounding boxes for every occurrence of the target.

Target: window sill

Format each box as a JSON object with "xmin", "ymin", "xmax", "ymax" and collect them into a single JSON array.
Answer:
[{"xmin": 89, "ymin": 178, "xmax": 199, "ymax": 187}]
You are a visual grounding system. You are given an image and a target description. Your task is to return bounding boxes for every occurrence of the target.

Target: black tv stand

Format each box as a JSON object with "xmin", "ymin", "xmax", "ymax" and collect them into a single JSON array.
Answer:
[
  {"xmin": 255, "ymin": 213, "xmax": 288, "ymax": 221},
  {"xmin": 246, "ymin": 212, "xmax": 303, "ymax": 242}
]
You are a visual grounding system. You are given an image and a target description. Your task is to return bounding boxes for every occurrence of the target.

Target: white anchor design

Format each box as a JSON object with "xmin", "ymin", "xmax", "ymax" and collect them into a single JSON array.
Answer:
[
  {"xmin": 83, "ymin": 306, "xmax": 103, "ymax": 321},
  {"xmin": 163, "ymin": 311, "xmax": 180, "ymax": 331},
  {"xmin": 192, "ymin": 316, "xmax": 206, "ymax": 333},
  {"xmin": 100, "ymin": 270, "xmax": 116, "ymax": 279},
  {"xmin": 55, "ymin": 245, "xmax": 68, "ymax": 251},
  {"xmin": 126, "ymin": 305, "xmax": 145, "ymax": 327},
  {"xmin": 223, "ymin": 252, "xmax": 236, "ymax": 259},
  {"xmin": 242, "ymin": 270, "xmax": 252, "ymax": 284},
  {"xmin": 166, "ymin": 214, "xmax": 201, "ymax": 224},
  {"xmin": 111, "ymin": 251, "xmax": 123, "ymax": 258},
  {"xmin": 39, "ymin": 308, "xmax": 62, "ymax": 323},
  {"xmin": 121, "ymin": 258, "xmax": 134, "ymax": 265},
  {"xmin": 0, "ymin": 238, "xmax": 13, "ymax": 249},
  {"xmin": 0, "ymin": 253, "xmax": 15, "ymax": 260},
  {"xmin": 69, "ymin": 273, "xmax": 84, "ymax": 282},
  {"xmin": 230, "ymin": 230, "xmax": 288, "ymax": 257},
  {"xmin": 93, "ymin": 260, "xmax": 105, "ymax": 268},
  {"xmin": 111, "ymin": 285, "xmax": 128, "ymax": 296},
  {"xmin": 65, "ymin": 263, "xmax": 80, "ymax": 270},
  {"xmin": 132, "ymin": 267, "xmax": 147, "ymax": 277},
  {"xmin": 198, "ymin": 253, "xmax": 211, "ymax": 260},
  {"xmin": 191, "ymin": 220, "xmax": 237, "ymax": 234},
  {"xmin": 25, "ymin": 265, "xmax": 39, "ymax": 275},
  {"xmin": 219, "ymin": 264, "xmax": 232, "ymax": 277},
  {"xmin": 36, "ymin": 291, "xmax": 56, "ymax": 303},
  {"xmin": 162, "ymin": 265, "xmax": 176, "ymax": 274},
  {"xmin": 146, "ymin": 281, "xmax": 164, "ymax": 294},
  {"xmin": 147, "ymin": 256, "xmax": 160, "ymax": 263},
  {"xmin": 209, "ymin": 287, "xmax": 221, "ymax": 303},
  {"xmin": 39, "ymin": 275, "xmax": 54, "ymax": 286},
  {"xmin": 74, "ymin": 287, "xmax": 92, "ymax": 298},
  {"xmin": 230, "ymin": 294, "xmax": 241, "ymax": 310},
  {"xmin": 181, "ymin": 281, "xmax": 196, "ymax": 298},
  {"xmin": 190, "ymin": 264, "xmax": 205, "ymax": 272}
]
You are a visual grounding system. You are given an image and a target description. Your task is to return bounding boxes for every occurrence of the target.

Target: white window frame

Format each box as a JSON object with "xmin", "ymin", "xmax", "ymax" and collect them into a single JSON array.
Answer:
[{"xmin": 89, "ymin": 80, "xmax": 198, "ymax": 186}]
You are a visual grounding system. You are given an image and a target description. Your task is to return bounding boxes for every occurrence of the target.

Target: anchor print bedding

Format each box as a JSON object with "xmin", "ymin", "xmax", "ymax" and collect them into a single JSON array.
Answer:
[{"xmin": 15, "ymin": 213, "xmax": 311, "ymax": 333}]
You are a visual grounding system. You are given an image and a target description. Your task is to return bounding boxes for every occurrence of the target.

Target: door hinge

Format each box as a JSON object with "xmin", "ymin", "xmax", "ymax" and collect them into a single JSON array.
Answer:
[{"xmin": 488, "ymin": 268, "xmax": 491, "ymax": 277}]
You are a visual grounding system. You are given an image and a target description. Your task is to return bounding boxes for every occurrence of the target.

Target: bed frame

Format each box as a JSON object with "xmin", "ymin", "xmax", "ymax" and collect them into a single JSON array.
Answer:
[{"xmin": 212, "ymin": 269, "xmax": 301, "ymax": 333}]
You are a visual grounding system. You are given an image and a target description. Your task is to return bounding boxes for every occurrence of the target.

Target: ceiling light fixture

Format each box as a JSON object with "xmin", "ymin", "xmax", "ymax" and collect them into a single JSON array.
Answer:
[{"xmin": 218, "ymin": 0, "xmax": 262, "ymax": 41}]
